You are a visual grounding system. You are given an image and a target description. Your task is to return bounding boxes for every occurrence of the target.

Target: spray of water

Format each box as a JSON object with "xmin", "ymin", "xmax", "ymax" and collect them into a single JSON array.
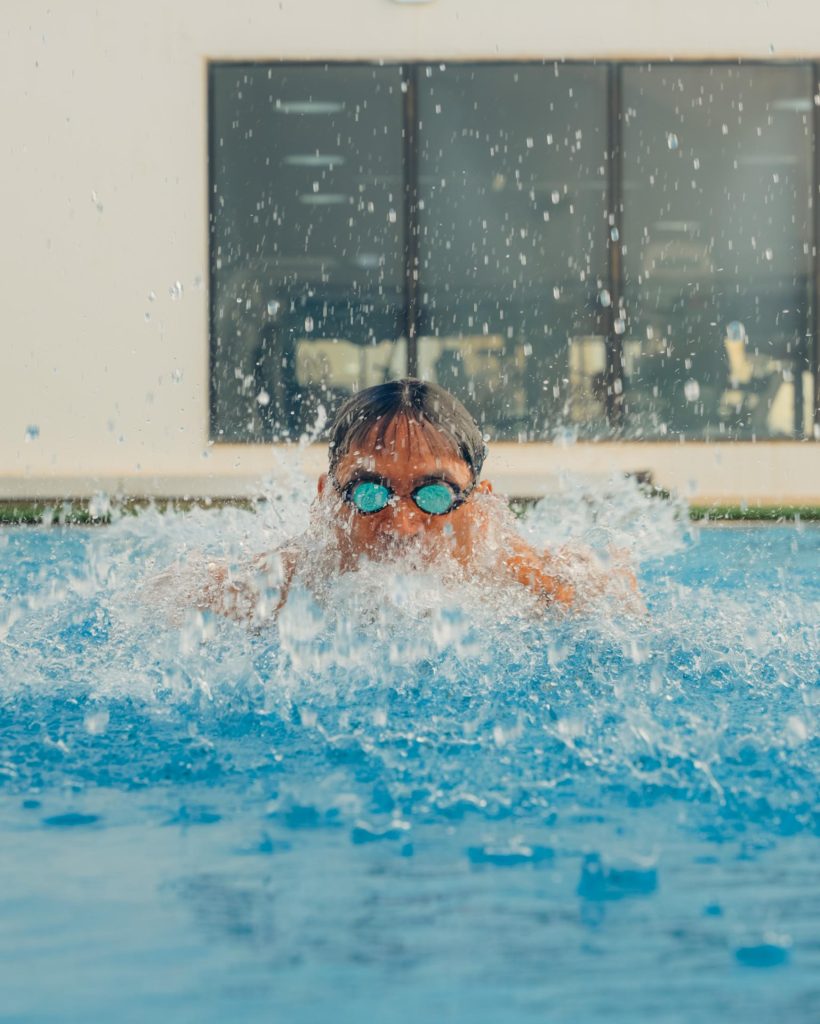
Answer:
[{"xmin": 0, "ymin": 472, "xmax": 817, "ymax": 848}]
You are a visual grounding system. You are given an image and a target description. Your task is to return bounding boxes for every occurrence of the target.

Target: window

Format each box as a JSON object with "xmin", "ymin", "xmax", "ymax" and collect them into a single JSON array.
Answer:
[
  {"xmin": 210, "ymin": 62, "xmax": 819, "ymax": 442},
  {"xmin": 210, "ymin": 64, "xmax": 406, "ymax": 442},
  {"xmin": 621, "ymin": 64, "xmax": 815, "ymax": 439}
]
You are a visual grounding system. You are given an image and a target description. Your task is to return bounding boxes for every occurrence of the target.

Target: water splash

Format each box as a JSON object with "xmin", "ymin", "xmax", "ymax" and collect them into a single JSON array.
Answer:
[
  {"xmin": 1, "ymin": 475, "xmax": 818, "ymax": 1021},
  {"xmin": 1, "ymin": 475, "xmax": 816, "ymax": 845}
]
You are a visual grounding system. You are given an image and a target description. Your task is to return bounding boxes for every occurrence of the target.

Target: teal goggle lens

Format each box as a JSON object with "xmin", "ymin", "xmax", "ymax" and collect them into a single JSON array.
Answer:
[
  {"xmin": 412, "ymin": 482, "xmax": 456, "ymax": 515},
  {"xmin": 350, "ymin": 480, "xmax": 391, "ymax": 514},
  {"xmin": 348, "ymin": 480, "xmax": 458, "ymax": 516}
]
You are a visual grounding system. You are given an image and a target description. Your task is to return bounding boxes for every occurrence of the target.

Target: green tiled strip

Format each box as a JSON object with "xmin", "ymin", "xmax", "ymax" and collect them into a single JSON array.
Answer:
[
  {"xmin": 0, "ymin": 499, "xmax": 259, "ymax": 525},
  {"xmin": 688, "ymin": 504, "xmax": 820, "ymax": 521},
  {"xmin": 1, "ymin": 499, "xmax": 818, "ymax": 525}
]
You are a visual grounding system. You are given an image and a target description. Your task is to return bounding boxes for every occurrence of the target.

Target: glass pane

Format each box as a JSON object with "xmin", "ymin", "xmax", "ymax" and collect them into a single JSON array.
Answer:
[
  {"xmin": 621, "ymin": 64, "xmax": 814, "ymax": 439},
  {"xmin": 210, "ymin": 64, "xmax": 406, "ymax": 442},
  {"xmin": 417, "ymin": 64, "xmax": 609, "ymax": 440}
]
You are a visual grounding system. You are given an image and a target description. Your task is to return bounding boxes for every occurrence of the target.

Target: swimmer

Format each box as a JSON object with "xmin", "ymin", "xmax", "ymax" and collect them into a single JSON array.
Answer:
[{"xmin": 197, "ymin": 378, "xmax": 639, "ymax": 622}]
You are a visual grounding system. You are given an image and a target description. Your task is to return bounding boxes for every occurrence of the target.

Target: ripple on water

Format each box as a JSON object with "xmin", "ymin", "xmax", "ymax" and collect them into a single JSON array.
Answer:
[{"xmin": 0, "ymin": 488, "xmax": 818, "ymax": 1023}]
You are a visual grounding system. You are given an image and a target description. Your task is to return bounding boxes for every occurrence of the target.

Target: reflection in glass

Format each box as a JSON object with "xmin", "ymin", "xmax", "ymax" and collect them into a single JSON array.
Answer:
[
  {"xmin": 210, "ymin": 65, "xmax": 406, "ymax": 441},
  {"xmin": 621, "ymin": 65, "xmax": 815, "ymax": 438},
  {"xmin": 210, "ymin": 62, "xmax": 818, "ymax": 445},
  {"xmin": 417, "ymin": 64, "xmax": 609, "ymax": 439}
]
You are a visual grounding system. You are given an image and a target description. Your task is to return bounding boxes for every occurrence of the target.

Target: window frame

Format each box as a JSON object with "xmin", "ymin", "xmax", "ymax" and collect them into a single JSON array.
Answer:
[{"xmin": 208, "ymin": 59, "xmax": 820, "ymax": 444}]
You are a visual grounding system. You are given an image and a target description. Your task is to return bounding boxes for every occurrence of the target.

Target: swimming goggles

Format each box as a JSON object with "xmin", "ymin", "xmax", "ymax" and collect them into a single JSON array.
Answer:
[{"xmin": 333, "ymin": 475, "xmax": 476, "ymax": 516}]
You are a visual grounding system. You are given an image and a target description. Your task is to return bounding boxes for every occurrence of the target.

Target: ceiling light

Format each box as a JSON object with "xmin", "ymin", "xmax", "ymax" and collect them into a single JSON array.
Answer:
[
  {"xmin": 285, "ymin": 155, "xmax": 346, "ymax": 168},
  {"xmin": 738, "ymin": 154, "xmax": 799, "ymax": 166},
  {"xmin": 298, "ymin": 193, "xmax": 349, "ymax": 205},
  {"xmin": 770, "ymin": 98, "xmax": 813, "ymax": 112},
  {"xmin": 653, "ymin": 220, "xmax": 701, "ymax": 232},
  {"xmin": 275, "ymin": 101, "xmax": 345, "ymax": 114}
]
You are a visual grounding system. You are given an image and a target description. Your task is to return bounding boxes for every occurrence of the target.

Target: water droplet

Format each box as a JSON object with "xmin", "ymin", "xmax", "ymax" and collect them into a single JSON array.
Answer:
[
  {"xmin": 598, "ymin": 288, "xmax": 611, "ymax": 308},
  {"xmin": 169, "ymin": 281, "xmax": 183, "ymax": 300},
  {"xmin": 387, "ymin": 208, "xmax": 397, "ymax": 224},
  {"xmin": 693, "ymin": 157, "xmax": 700, "ymax": 170},
  {"xmin": 553, "ymin": 286, "xmax": 561, "ymax": 300},
  {"xmin": 24, "ymin": 424, "xmax": 40, "ymax": 442},
  {"xmin": 785, "ymin": 715, "xmax": 808, "ymax": 743},
  {"xmin": 88, "ymin": 492, "xmax": 111, "ymax": 520},
  {"xmin": 304, "ymin": 316, "xmax": 314, "ymax": 333},
  {"xmin": 614, "ymin": 317, "xmax": 625, "ymax": 335},
  {"xmin": 721, "ymin": 124, "xmax": 729, "ymax": 135},
  {"xmin": 551, "ymin": 190, "xmax": 560, "ymax": 204},
  {"xmin": 91, "ymin": 190, "xmax": 103, "ymax": 213},
  {"xmin": 610, "ymin": 226, "xmax": 620, "ymax": 242},
  {"xmin": 171, "ymin": 368, "xmax": 183, "ymax": 383},
  {"xmin": 764, "ymin": 248, "xmax": 773, "ymax": 261},
  {"xmin": 256, "ymin": 389, "xmax": 270, "ymax": 407},
  {"xmin": 526, "ymin": 137, "xmax": 534, "ymax": 149},
  {"xmin": 684, "ymin": 379, "xmax": 700, "ymax": 402},
  {"xmin": 666, "ymin": 132, "xmax": 679, "ymax": 150},
  {"xmin": 147, "ymin": 291, "xmax": 156, "ymax": 302},
  {"xmin": 267, "ymin": 299, "xmax": 281, "ymax": 316}
]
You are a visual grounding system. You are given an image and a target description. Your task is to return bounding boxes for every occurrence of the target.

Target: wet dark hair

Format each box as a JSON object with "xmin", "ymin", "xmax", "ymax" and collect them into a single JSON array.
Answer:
[{"xmin": 327, "ymin": 378, "xmax": 487, "ymax": 480}]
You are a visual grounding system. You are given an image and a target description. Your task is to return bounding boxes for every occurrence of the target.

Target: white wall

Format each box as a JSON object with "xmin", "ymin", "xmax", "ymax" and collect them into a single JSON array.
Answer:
[{"xmin": 1, "ymin": 0, "xmax": 819, "ymax": 503}]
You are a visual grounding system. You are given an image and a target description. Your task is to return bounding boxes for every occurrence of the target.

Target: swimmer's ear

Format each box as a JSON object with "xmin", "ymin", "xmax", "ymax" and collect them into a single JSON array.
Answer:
[
  {"xmin": 476, "ymin": 479, "xmax": 493, "ymax": 494},
  {"xmin": 317, "ymin": 473, "xmax": 328, "ymax": 496}
]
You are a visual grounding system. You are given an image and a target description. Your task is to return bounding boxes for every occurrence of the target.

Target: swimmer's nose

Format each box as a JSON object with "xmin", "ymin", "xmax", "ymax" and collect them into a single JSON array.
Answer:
[{"xmin": 389, "ymin": 497, "xmax": 424, "ymax": 536}]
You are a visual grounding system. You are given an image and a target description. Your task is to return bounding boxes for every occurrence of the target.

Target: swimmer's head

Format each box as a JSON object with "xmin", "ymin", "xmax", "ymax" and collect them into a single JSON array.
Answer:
[
  {"xmin": 327, "ymin": 378, "xmax": 486, "ymax": 482},
  {"xmin": 318, "ymin": 379, "xmax": 492, "ymax": 564}
]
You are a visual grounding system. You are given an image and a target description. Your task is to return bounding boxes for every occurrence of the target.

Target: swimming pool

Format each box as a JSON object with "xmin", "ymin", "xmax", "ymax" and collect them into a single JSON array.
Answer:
[{"xmin": 1, "ymin": 495, "xmax": 818, "ymax": 1023}]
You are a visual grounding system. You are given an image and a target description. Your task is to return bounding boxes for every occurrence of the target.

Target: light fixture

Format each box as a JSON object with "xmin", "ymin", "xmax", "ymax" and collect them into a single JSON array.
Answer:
[
  {"xmin": 284, "ymin": 154, "xmax": 346, "ymax": 168},
  {"xmin": 298, "ymin": 194, "xmax": 349, "ymax": 205},
  {"xmin": 770, "ymin": 98, "xmax": 813, "ymax": 112},
  {"xmin": 653, "ymin": 220, "xmax": 701, "ymax": 233},
  {"xmin": 275, "ymin": 101, "xmax": 345, "ymax": 114},
  {"xmin": 738, "ymin": 154, "xmax": 799, "ymax": 166}
]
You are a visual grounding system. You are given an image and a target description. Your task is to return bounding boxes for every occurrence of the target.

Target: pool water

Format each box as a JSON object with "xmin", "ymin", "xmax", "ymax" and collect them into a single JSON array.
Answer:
[{"xmin": 1, "ymin": 491, "xmax": 818, "ymax": 1023}]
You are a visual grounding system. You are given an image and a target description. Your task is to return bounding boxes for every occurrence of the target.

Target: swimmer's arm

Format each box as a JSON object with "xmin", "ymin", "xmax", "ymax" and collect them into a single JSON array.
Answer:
[
  {"xmin": 500, "ymin": 539, "xmax": 644, "ymax": 612},
  {"xmin": 552, "ymin": 542, "xmax": 644, "ymax": 613},
  {"xmin": 198, "ymin": 547, "xmax": 298, "ymax": 623},
  {"xmin": 500, "ymin": 536, "xmax": 575, "ymax": 607},
  {"xmin": 197, "ymin": 562, "xmax": 256, "ymax": 622}
]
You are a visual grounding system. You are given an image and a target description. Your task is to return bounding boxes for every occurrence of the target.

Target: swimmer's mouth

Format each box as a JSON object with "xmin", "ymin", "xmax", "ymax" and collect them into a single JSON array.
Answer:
[{"xmin": 365, "ymin": 535, "xmax": 441, "ymax": 564}]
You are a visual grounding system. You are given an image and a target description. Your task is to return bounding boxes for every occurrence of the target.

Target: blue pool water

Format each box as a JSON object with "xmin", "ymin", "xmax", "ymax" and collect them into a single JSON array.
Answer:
[{"xmin": 0, "ymin": 497, "xmax": 818, "ymax": 1023}]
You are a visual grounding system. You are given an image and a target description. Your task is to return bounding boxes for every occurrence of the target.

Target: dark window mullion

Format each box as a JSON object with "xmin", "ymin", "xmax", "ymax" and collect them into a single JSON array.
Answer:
[
  {"xmin": 605, "ymin": 63, "xmax": 625, "ymax": 429},
  {"xmin": 813, "ymin": 63, "xmax": 820, "ymax": 436},
  {"xmin": 402, "ymin": 64, "xmax": 420, "ymax": 377}
]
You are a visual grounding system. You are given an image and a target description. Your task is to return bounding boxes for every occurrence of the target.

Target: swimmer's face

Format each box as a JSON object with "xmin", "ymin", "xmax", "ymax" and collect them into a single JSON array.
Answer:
[{"xmin": 318, "ymin": 415, "xmax": 491, "ymax": 564}]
